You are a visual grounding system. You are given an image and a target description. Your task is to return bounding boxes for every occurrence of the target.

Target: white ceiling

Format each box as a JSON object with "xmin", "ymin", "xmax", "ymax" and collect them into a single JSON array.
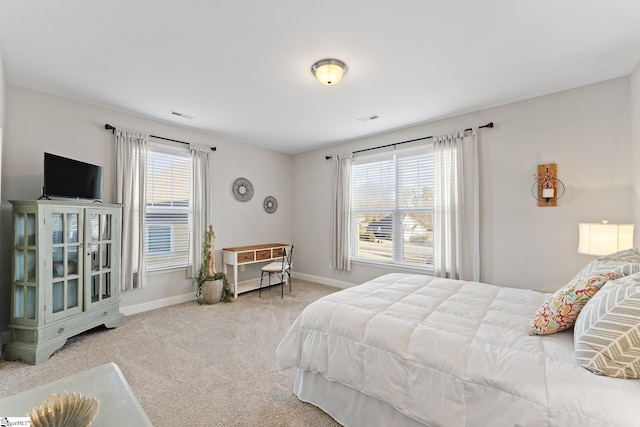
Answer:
[{"xmin": 1, "ymin": 1, "xmax": 639, "ymax": 154}]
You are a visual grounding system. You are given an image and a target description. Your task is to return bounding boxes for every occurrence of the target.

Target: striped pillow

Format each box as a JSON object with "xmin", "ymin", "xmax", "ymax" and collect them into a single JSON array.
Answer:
[
  {"xmin": 574, "ymin": 273, "xmax": 640, "ymax": 378},
  {"xmin": 571, "ymin": 248, "xmax": 640, "ymax": 281},
  {"xmin": 596, "ymin": 247, "xmax": 640, "ymax": 262}
]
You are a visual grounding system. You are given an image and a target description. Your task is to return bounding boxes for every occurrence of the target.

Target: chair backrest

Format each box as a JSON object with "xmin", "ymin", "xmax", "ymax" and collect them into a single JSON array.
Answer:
[
  {"xmin": 286, "ymin": 245, "xmax": 294, "ymax": 269},
  {"xmin": 282, "ymin": 245, "xmax": 293, "ymax": 271},
  {"xmin": 277, "ymin": 245, "xmax": 294, "ymax": 273},
  {"xmin": 279, "ymin": 248, "xmax": 288, "ymax": 271}
]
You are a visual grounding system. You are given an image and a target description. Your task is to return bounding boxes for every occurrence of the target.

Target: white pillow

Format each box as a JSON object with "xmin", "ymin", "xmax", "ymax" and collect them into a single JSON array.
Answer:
[{"xmin": 574, "ymin": 272, "xmax": 640, "ymax": 378}]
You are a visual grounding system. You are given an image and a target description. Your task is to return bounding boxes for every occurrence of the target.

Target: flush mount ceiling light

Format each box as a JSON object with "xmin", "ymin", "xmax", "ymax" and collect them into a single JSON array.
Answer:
[{"xmin": 311, "ymin": 58, "xmax": 348, "ymax": 85}]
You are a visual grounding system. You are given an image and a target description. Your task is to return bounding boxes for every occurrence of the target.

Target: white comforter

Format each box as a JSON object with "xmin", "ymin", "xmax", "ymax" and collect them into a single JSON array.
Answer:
[{"xmin": 277, "ymin": 273, "xmax": 640, "ymax": 426}]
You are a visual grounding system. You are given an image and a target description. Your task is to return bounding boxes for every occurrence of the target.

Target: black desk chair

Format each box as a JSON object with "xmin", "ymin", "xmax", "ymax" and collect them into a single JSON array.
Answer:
[{"xmin": 259, "ymin": 245, "xmax": 294, "ymax": 298}]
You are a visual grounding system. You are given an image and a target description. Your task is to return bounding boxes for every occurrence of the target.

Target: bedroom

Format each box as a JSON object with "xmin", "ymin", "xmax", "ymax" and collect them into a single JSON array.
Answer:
[{"xmin": 1, "ymin": 1, "xmax": 640, "ymax": 426}]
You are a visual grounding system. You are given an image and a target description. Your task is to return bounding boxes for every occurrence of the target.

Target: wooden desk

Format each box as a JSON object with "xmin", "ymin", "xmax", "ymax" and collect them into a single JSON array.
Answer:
[{"xmin": 222, "ymin": 243, "xmax": 288, "ymax": 298}]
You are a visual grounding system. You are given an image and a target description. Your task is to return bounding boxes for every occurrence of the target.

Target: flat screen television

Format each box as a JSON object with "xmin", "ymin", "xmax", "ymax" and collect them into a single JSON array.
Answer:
[{"xmin": 44, "ymin": 153, "xmax": 103, "ymax": 201}]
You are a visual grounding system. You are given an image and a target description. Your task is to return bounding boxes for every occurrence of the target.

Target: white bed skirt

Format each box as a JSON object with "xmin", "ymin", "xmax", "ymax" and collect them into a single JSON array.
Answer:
[{"xmin": 294, "ymin": 369, "xmax": 426, "ymax": 427}]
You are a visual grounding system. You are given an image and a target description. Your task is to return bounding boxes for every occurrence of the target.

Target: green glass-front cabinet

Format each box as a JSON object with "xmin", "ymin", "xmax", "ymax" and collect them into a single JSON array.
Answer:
[{"xmin": 5, "ymin": 200, "xmax": 125, "ymax": 364}]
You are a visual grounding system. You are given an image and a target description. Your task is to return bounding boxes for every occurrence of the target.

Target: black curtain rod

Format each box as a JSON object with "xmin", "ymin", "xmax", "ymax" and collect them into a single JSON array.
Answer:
[
  {"xmin": 104, "ymin": 124, "xmax": 216, "ymax": 151},
  {"xmin": 325, "ymin": 122, "xmax": 494, "ymax": 160}
]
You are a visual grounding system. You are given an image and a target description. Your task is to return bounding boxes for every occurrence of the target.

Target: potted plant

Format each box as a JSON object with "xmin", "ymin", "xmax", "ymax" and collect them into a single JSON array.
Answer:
[{"xmin": 195, "ymin": 226, "xmax": 232, "ymax": 304}]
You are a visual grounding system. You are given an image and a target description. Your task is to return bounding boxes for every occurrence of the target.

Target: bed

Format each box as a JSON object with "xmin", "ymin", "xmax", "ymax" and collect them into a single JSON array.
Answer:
[{"xmin": 276, "ymin": 272, "xmax": 640, "ymax": 427}]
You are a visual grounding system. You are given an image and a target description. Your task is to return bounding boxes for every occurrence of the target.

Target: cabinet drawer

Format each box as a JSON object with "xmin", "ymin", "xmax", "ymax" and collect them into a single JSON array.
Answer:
[
  {"xmin": 44, "ymin": 319, "xmax": 74, "ymax": 341},
  {"xmin": 237, "ymin": 251, "xmax": 255, "ymax": 263},
  {"xmin": 44, "ymin": 305, "xmax": 118, "ymax": 340},
  {"xmin": 44, "ymin": 322, "xmax": 70, "ymax": 340},
  {"xmin": 83, "ymin": 303, "xmax": 118, "ymax": 325},
  {"xmin": 273, "ymin": 248, "xmax": 285, "ymax": 258},
  {"xmin": 256, "ymin": 250, "xmax": 271, "ymax": 261}
]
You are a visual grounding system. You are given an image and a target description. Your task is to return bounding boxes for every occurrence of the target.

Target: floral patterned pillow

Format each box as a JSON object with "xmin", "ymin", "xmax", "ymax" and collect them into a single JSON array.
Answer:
[{"xmin": 528, "ymin": 272, "xmax": 619, "ymax": 336}]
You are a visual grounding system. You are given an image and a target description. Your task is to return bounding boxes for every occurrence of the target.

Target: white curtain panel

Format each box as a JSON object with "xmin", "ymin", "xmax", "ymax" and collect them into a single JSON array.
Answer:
[
  {"xmin": 433, "ymin": 129, "xmax": 479, "ymax": 281},
  {"xmin": 114, "ymin": 128, "xmax": 149, "ymax": 290},
  {"xmin": 188, "ymin": 144, "xmax": 213, "ymax": 277},
  {"xmin": 332, "ymin": 154, "xmax": 353, "ymax": 271}
]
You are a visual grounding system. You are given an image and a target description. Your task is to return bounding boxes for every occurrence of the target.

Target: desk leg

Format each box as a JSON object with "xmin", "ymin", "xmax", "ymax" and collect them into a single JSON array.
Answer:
[
  {"xmin": 233, "ymin": 264, "xmax": 239, "ymax": 298},
  {"xmin": 223, "ymin": 262, "xmax": 238, "ymax": 299}
]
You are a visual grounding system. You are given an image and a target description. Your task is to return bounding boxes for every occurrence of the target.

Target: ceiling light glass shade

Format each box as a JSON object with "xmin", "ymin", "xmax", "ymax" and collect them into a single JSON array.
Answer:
[
  {"xmin": 311, "ymin": 58, "xmax": 348, "ymax": 85},
  {"xmin": 578, "ymin": 222, "xmax": 634, "ymax": 256}
]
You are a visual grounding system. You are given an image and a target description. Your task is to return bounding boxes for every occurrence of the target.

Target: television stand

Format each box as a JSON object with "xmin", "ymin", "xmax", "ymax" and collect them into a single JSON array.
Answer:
[{"xmin": 38, "ymin": 186, "xmax": 51, "ymax": 200}]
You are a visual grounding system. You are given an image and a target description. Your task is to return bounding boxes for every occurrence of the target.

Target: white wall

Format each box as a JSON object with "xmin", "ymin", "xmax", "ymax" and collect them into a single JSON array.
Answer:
[
  {"xmin": 0, "ymin": 49, "xmax": 5, "ymax": 128},
  {"xmin": 292, "ymin": 77, "xmax": 632, "ymax": 292},
  {"xmin": 1, "ymin": 86, "xmax": 293, "ymax": 322},
  {"xmin": 631, "ymin": 61, "xmax": 640, "ymax": 242},
  {"xmin": 0, "ymin": 49, "xmax": 6, "ymax": 338},
  {"xmin": 0, "ymin": 50, "xmax": 5, "ymax": 210}
]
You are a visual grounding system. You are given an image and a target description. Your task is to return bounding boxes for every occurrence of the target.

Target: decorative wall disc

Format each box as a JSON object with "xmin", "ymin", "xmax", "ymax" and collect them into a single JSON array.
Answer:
[
  {"xmin": 263, "ymin": 196, "xmax": 278, "ymax": 213},
  {"xmin": 232, "ymin": 177, "xmax": 254, "ymax": 202}
]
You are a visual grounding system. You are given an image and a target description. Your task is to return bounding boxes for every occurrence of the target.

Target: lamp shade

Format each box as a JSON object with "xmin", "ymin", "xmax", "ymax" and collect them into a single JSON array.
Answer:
[
  {"xmin": 578, "ymin": 223, "xmax": 634, "ymax": 256},
  {"xmin": 311, "ymin": 59, "xmax": 347, "ymax": 85}
]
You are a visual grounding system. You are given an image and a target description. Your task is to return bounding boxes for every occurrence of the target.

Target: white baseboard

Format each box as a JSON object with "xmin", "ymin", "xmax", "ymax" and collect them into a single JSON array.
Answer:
[
  {"xmin": 120, "ymin": 292, "xmax": 196, "ymax": 316},
  {"xmin": 118, "ymin": 275, "xmax": 352, "ymax": 317},
  {"xmin": 291, "ymin": 272, "xmax": 354, "ymax": 289}
]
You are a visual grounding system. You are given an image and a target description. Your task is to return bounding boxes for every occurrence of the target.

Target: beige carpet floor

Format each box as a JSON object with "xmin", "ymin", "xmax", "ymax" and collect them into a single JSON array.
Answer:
[{"xmin": 0, "ymin": 279, "xmax": 342, "ymax": 426}]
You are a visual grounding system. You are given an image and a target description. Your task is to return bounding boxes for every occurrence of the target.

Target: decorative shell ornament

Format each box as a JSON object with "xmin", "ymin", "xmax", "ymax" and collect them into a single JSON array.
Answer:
[{"xmin": 28, "ymin": 391, "xmax": 100, "ymax": 427}]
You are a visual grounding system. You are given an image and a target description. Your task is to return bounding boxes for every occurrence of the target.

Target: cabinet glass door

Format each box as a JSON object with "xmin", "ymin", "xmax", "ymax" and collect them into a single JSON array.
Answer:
[
  {"xmin": 13, "ymin": 211, "xmax": 37, "ymax": 324},
  {"xmin": 49, "ymin": 209, "xmax": 83, "ymax": 321},
  {"xmin": 86, "ymin": 210, "xmax": 115, "ymax": 308}
]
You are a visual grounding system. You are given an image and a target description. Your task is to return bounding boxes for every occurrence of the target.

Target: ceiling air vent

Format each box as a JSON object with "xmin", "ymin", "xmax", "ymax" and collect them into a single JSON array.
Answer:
[
  {"xmin": 358, "ymin": 114, "xmax": 379, "ymax": 122},
  {"xmin": 169, "ymin": 110, "xmax": 195, "ymax": 119}
]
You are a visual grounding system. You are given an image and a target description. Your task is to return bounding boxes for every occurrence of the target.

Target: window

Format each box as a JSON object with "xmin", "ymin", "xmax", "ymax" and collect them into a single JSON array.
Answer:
[
  {"xmin": 145, "ymin": 225, "xmax": 173, "ymax": 255},
  {"xmin": 350, "ymin": 144, "xmax": 434, "ymax": 268},
  {"xmin": 145, "ymin": 141, "xmax": 191, "ymax": 270}
]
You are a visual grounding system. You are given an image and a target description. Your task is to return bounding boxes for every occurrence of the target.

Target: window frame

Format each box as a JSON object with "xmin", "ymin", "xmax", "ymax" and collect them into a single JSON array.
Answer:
[
  {"xmin": 144, "ymin": 140, "xmax": 192, "ymax": 271},
  {"xmin": 349, "ymin": 143, "xmax": 434, "ymax": 271}
]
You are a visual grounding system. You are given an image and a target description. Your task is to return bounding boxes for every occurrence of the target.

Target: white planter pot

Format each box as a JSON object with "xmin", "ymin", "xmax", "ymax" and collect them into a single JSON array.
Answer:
[{"xmin": 200, "ymin": 279, "xmax": 223, "ymax": 304}]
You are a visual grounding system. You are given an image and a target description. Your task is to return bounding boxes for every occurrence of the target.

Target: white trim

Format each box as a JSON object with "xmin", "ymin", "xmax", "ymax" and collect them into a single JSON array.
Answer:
[
  {"xmin": 148, "ymin": 137, "xmax": 189, "ymax": 154},
  {"xmin": 291, "ymin": 272, "xmax": 353, "ymax": 289},
  {"xmin": 119, "ymin": 292, "xmax": 195, "ymax": 316},
  {"xmin": 350, "ymin": 257, "xmax": 434, "ymax": 274},
  {"xmin": 118, "ymin": 274, "xmax": 352, "ymax": 316}
]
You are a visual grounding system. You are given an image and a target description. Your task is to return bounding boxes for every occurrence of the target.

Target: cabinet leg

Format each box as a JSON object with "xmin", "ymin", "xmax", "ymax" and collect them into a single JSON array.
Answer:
[
  {"xmin": 4, "ymin": 338, "xmax": 68, "ymax": 365},
  {"xmin": 103, "ymin": 312, "xmax": 126, "ymax": 329}
]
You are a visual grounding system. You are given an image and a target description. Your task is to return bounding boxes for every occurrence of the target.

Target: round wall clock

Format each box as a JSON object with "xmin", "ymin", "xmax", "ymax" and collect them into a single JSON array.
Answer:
[
  {"xmin": 232, "ymin": 177, "xmax": 254, "ymax": 202},
  {"xmin": 263, "ymin": 196, "xmax": 278, "ymax": 213}
]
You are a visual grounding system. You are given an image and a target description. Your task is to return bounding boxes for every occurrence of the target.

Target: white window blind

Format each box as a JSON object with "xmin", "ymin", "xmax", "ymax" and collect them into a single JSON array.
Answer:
[
  {"xmin": 145, "ymin": 141, "xmax": 191, "ymax": 270},
  {"xmin": 351, "ymin": 144, "xmax": 434, "ymax": 267}
]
